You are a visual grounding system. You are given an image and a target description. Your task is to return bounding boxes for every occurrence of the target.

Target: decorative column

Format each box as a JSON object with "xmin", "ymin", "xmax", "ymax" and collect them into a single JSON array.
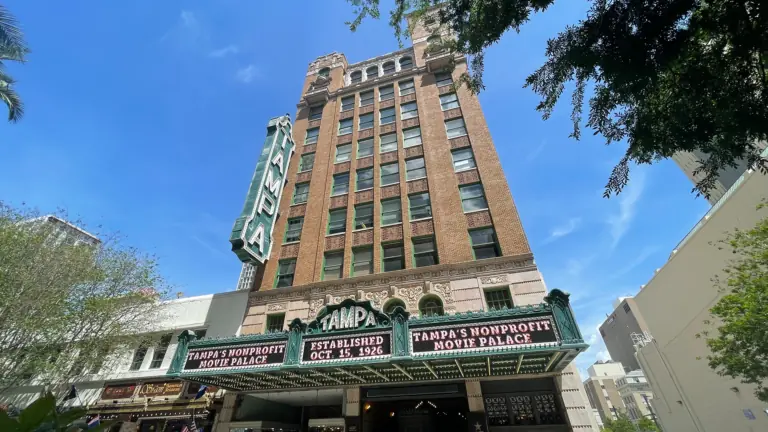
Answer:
[
  {"xmin": 466, "ymin": 380, "xmax": 489, "ymax": 432},
  {"xmin": 389, "ymin": 306, "xmax": 410, "ymax": 358},
  {"xmin": 544, "ymin": 289, "xmax": 584, "ymax": 344},
  {"xmin": 167, "ymin": 330, "xmax": 197, "ymax": 376},
  {"xmin": 344, "ymin": 387, "xmax": 361, "ymax": 432},
  {"xmin": 284, "ymin": 318, "xmax": 306, "ymax": 366}
]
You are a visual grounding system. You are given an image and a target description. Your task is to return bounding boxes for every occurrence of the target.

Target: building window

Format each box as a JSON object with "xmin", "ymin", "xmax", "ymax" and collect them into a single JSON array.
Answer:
[
  {"xmin": 266, "ymin": 314, "xmax": 285, "ymax": 333},
  {"xmin": 332, "ymin": 173, "xmax": 350, "ymax": 195},
  {"xmin": 419, "ymin": 297, "xmax": 444, "ymax": 317},
  {"xmin": 382, "ymin": 61, "xmax": 396, "ymax": 75},
  {"xmin": 384, "ymin": 299, "xmax": 406, "ymax": 314},
  {"xmin": 149, "ymin": 333, "xmax": 172, "ymax": 369},
  {"xmin": 381, "ymin": 163, "xmax": 400, "ymax": 186},
  {"xmin": 299, "ymin": 153, "xmax": 315, "ymax": 172},
  {"xmin": 309, "ymin": 105, "xmax": 324, "ymax": 121},
  {"xmin": 451, "ymin": 148, "xmax": 476, "ymax": 172},
  {"xmin": 381, "ymin": 198, "xmax": 402, "ymax": 226},
  {"xmin": 360, "ymin": 90, "xmax": 374, "ymax": 107},
  {"xmin": 380, "ymin": 133, "xmax": 398, "ymax": 153},
  {"xmin": 470, "ymin": 227, "xmax": 500, "ymax": 259},
  {"xmin": 366, "ymin": 66, "xmax": 379, "ymax": 80},
  {"xmin": 400, "ymin": 101, "xmax": 418, "ymax": 120},
  {"xmin": 352, "ymin": 247, "xmax": 373, "ymax": 276},
  {"xmin": 359, "ymin": 113, "xmax": 374, "ymax": 130},
  {"xmin": 403, "ymin": 127, "xmax": 422, "ymax": 148},
  {"xmin": 293, "ymin": 182, "xmax": 309, "ymax": 204},
  {"xmin": 380, "ymin": 108, "xmax": 395, "ymax": 125},
  {"xmin": 305, "ymin": 127, "xmax": 319, "ymax": 144},
  {"xmin": 350, "ymin": 71, "xmax": 362, "ymax": 84},
  {"xmin": 406, "ymin": 157, "xmax": 427, "ymax": 180},
  {"xmin": 380, "ymin": 85, "xmax": 394, "ymax": 101},
  {"xmin": 323, "ymin": 251, "xmax": 344, "ymax": 280},
  {"xmin": 399, "ymin": 79, "xmax": 415, "ymax": 96},
  {"xmin": 445, "ymin": 118, "xmax": 467, "ymax": 138},
  {"xmin": 356, "ymin": 168, "xmax": 374, "ymax": 190},
  {"xmin": 623, "ymin": 302, "xmax": 631, "ymax": 313},
  {"xmin": 129, "ymin": 344, "xmax": 148, "ymax": 371},
  {"xmin": 459, "ymin": 183, "xmax": 489, "ymax": 212},
  {"xmin": 485, "ymin": 288, "xmax": 513, "ymax": 310},
  {"xmin": 341, "ymin": 95, "xmax": 355, "ymax": 111},
  {"xmin": 382, "ymin": 242, "xmax": 405, "ymax": 272},
  {"xmin": 440, "ymin": 93, "xmax": 460, "ymax": 111},
  {"xmin": 284, "ymin": 217, "xmax": 304, "ymax": 243},
  {"xmin": 318, "ymin": 67, "xmax": 330, "ymax": 78},
  {"xmin": 409, "ymin": 192, "xmax": 432, "ymax": 220},
  {"xmin": 358, "ymin": 138, "xmax": 374, "ymax": 158},
  {"xmin": 335, "ymin": 144, "xmax": 352, "ymax": 163},
  {"xmin": 327, "ymin": 209, "xmax": 347, "ymax": 235},
  {"xmin": 413, "ymin": 237, "xmax": 438, "ymax": 267},
  {"xmin": 339, "ymin": 118, "xmax": 353, "ymax": 135},
  {"xmin": 400, "ymin": 56, "xmax": 413, "ymax": 70},
  {"xmin": 355, "ymin": 203, "xmax": 374, "ymax": 230},
  {"xmin": 435, "ymin": 71, "xmax": 453, "ymax": 87},
  {"xmin": 275, "ymin": 259, "xmax": 296, "ymax": 288}
]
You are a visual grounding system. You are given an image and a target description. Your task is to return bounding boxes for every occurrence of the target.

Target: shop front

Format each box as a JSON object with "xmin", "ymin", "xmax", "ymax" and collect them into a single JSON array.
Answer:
[{"xmin": 166, "ymin": 290, "xmax": 587, "ymax": 432}]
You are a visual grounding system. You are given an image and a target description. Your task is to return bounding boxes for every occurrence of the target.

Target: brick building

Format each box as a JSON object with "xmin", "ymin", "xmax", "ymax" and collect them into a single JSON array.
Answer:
[{"xmin": 170, "ymin": 10, "xmax": 597, "ymax": 432}]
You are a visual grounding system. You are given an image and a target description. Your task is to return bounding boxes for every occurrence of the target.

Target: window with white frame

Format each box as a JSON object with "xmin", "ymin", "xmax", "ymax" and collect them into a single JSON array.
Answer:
[
  {"xmin": 352, "ymin": 247, "xmax": 373, "ymax": 276},
  {"xmin": 358, "ymin": 138, "xmax": 374, "ymax": 158},
  {"xmin": 356, "ymin": 168, "xmax": 374, "ymax": 190},
  {"xmin": 381, "ymin": 163, "xmax": 400, "ymax": 186},
  {"xmin": 399, "ymin": 56, "xmax": 413, "ymax": 69},
  {"xmin": 405, "ymin": 157, "xmax": 426, "ymax": 180},
  {"xmin": 445, "ymin": 118, "xmax": 467, "ymax": 138},
  {"xmin": 350, "ymin": 71, "xmax": 362, "ymax": 84},
  {"xmin": 336, "ymin": 143, "xmax": 352, "ymax": 163},
  {"xmin": 360, "ymin": 90, "xmax": 374, "ymax": 107},
  {"xmin": 409, "ymin": 192, "xmax": 432, "ymax": 220},
  {"xmin": 359, "ymin": 113, "xmax": 374, "ymax": 130},
  {"xmin": 459, "ymin": 183, "xmax": 488, "ymax": 212},
  {"xmin": 381, "ymin": 198, "xmax": 402, "ymax": 226},
  {"xmin": 403, "ymin": 127, "xmax": 422, "ymax": 147},
  {"xmin": 339, "ymin": 118, "xmax": 353, "ymax": 135},
  {"xmin": 305, "ymin": 127, "xmax": 319, "ymax": 144},
  {"xmin": 366, "ymin": 66, "xmax": 379, "ymax": 80},
  {"xmin": 341, "ymin": 96, "xmax": 355, "ymax": 111},
  {"xmin": 440, "ymin": 93, "xmax": 460, "ymax": 110},
  {"xmin": 400, "ymin": 102, "xmax": 418, "ymax": 120},
  {"xmin": 382, "ymin": 61, "xmax": 395, "ymax": 75},
  {"xmin": 332, "ymin": 173, "xmax": 350, "ymax": 195},
  {"xmin": 380, "ymin": 108, "xmax": 395, "ymax": 125},
  {"xmin": 399, "ymin": 79, "xmax": 415, "ymax": 96},
  {"xmin": 379, "ymin": 85, "xmax": 394, "ymax": 101},
  {"xmin": 380, "ymin": 133, "xmax": 398, "ymax": 153},
  {"xmin": 451, "ymin": 148, "xmax": 476, "ymax": 172}
]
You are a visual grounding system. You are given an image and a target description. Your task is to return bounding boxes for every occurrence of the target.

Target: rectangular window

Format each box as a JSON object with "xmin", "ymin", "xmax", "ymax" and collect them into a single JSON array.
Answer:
[
  {"xmin": 149, "ymin": 333, "xmax": 172, "ymax": 369},
  {"xmin": 266, "ymin": 314, "xmax": 285, "ymax": 333},
  {"xmin": 299, "ymin": 153, "xmax": 315, "ymax": 172},
  {"xmin": 328, "ymin": 209, "xmax": 347, "ymax": 234},
  {"xmin": 623, "ymin": 302, "xmax": 631, "ymax": 313},
  {"xmin": 335, "ymin": 143, "xmax": 352, "ymax": 163},
  {"xmin": 293, "ymin": 183, "xmax": 309, "ymax": 204},
  {"xmin": 339, "ymin": 118, "xmax": 353, "ymax": 135},
  {"xmin": 323, "ymin": 251, "xmax": 344, "ymax": 280},
  {"xmin": 380, "ymin": 108, "xmax": 395, "ymax": 125},
  {"xmin": 459, "ymin": 183, "xmax": 489, "ymax": 212},
  {"xmin": 451, "ymin": 148, "xmax": 476, "ymax": 172},
  {"xmin": 381, "ymin": 163, "xmax": 400, "ymax": 186},
  {"xmin": 381, "ymin": 199, "xmax": 402, "ymax": 226},
  {"xmin": 409, "ymin": 192, "xmax": 432, "ymax": 220},
  {"xmin": 275, "ymin": 259, "xmax": 296, "ymax": 288},
  {"xmin": 470, "ymin": 228, "xmax": 500, "ymax": 259},
  {"xmin": 284, "ymin": 217, "xmax": 304, "ymax": 243},
  {"xmin": 356, "ymin": 168, "xmax": 374, "ymax": 190},
  {"xmin": 403, "ymin": 127, "xmax": 422, "ymax": 148},
  {"xmin": 400, "ymin": 102, "xmax": 418, "ymax": 120},
  {"xmin": 309, "ymin": 105, "xmax": 324, "ymax": 121},
  {"xmin": 406, "ymin": 157, "xmax": 426, "ymax": 180},
  {"xmin": 382, "ymin": 243, "xmax": 405, "ymax": 272},
  {"xmin": 435, "ymin": 71, "xmax": 453, "ymax": 87},
  {"xmin": 358, "ymin": 138, "xmax": 374, "ymax": 158},
  {"xmin": 341, "ymin": 96, "xmax": 355, "ymax": 111},
  {"xmin": 129, "ymin": 344, "xmax": 148, "ymax": 371},
  {"xmin": 445, "ymin": 118, "xmax": 467, "ymax": 138},
  {"xmin": 485, "ymin": 288, "xmax": 513, "ymax": 310},
  {"xmin": 399, "ymin": 79, "xmax": 415, "ymax": 96},
  {"xmin": 413, "ymin": 237, "xmax": 438, "ymax": 267},
  {"xmin": 379, "ymin": 85, "xmax": 394, "ymax": 101},
  {"xmin": 359, "ymin": 113, "xmax": 374, "ymax": 130},
  {"xmin": 440, "ymin": 93, "xmax": 460, "ymax": 110},
  {"xmin": 380, "ymin": 133, "xmax": 398, "ymax": 153},
  {"xmin": 332, "ymin": 173, "xmax": 349, "ymax": 195},
  {"xmin": 305, "ymin": 127, "xmax": 320, "ymax": 144},
  {"xmin": 354, "ymin": 203, "xmax": 374, "ymax": 230},
  {"xmin": 352, "ymin": 247, "xmax": 373, "ymax": 276},
  {"xmin": 360, "ymin": 91, "xmax": 374, "ymax": 107}
]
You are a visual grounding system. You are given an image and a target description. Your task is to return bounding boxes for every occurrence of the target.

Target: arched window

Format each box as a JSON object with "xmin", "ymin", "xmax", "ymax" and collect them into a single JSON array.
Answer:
[
  {"xmin": 419, "ymin": 296, "xmax": 444, "ymax": 317},
  {"xmin": 382, "ymin": 61, "xmax": 396, "ymax": 75},
  {"xmin": 350, "ymin": 70, "xmax": 362, "ymax": 84},
  {"xmin": 366, "ymin": 66, "xmax": 379, "ymax": 80},
  {"xmin": 399, "ymin": 56, "xmax": 413, "ymax": 69},
  {"xmin": 383, "ymin": 299, "xmax": 406, "ymax": 315},
  {"xmin": 318, "ymin": 67, "xmax": 330, "ymax": 78}
]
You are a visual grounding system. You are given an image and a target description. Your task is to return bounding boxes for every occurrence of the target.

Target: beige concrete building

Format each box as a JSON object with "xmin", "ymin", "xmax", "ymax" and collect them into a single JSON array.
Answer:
[
  {"xmin": 599, "ymin": 297, "xmax": 651, "ymax": 372},
  {"xmin": 616, "ymin": 370, "xmax": 655, "ymax": 424},
  {"xmin": 582, "ymin": 361, "xmax": 626, "ymax": 424}
]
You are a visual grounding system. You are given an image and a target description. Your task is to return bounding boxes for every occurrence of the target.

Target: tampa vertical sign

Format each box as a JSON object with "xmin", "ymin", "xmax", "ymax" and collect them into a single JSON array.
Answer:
[{"xmin": 230, "ymin": 115, "xmax": 296, "ymax": 264}]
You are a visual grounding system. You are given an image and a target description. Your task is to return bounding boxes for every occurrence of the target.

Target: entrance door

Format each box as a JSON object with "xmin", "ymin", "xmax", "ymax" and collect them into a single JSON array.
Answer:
[{"xmin": 361, "ymin": 398, "xmax": 466, "ymax": 432}]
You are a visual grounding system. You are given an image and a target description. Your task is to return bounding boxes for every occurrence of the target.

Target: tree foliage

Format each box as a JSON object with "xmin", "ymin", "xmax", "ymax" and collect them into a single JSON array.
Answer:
[
  {"xmin": 702, "ymin": 202, "xmax": 768, "ymax": 402},
  {"xmin": 0, "ymin": 4, "xmax": 28, "ymax": 122},
  {"xmin": 346, "ymin": 0, "xmax": 768, "ymax": 199},
  {"xmin": 600, "ymin": 411, "xmax": 637, "ymax": 432},
  {"xmin": 0, "ymin": 203, "xmax": 172, "ymax": 394},
  {"xmin": 0, "ymin": 393, "xmax": 111, "ymax": 431}
]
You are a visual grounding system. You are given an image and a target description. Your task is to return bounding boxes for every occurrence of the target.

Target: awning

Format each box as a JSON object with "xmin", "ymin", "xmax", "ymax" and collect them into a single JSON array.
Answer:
[
  {"xmin": 166, "ymin": 290, "xmax": 587, "ymax": 392},
  {"xmin": 86, "ymin": 400, "xmax": 210, "ymax": 421}
]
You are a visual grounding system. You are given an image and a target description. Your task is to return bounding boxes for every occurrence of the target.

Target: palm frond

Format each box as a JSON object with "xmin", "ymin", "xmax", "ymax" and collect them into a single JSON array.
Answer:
[
  {"xmin": 0, "ymin": 5, "xmax": 28, "ymax": 54},
  {"xmin": 0, "ymin": 74, "xmax": 24, "ymax": 122}
]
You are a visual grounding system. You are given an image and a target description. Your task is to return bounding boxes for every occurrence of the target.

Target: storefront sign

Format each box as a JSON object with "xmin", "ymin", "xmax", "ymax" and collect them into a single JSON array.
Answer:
[
  {"xmin": 301, "ymin": 332, "xmax": 391, "ymax": 363},
  {"xmin": 410, "ymin": 317, "xmax": 558, "ymax": 356},
  {"xmin": 183, "ymin": 341, "xmax": 286, "ymax": 371},
  {"xmin": 137, "ymin": 381, "xmax": 183, "ymax": 398},
  {"xmin": 230, "ymin": 115, "xmax": 296, "ymax": 265},
  {"xmin": 101, "ymin": 384, "xmax": 137, "ymax": 400}
]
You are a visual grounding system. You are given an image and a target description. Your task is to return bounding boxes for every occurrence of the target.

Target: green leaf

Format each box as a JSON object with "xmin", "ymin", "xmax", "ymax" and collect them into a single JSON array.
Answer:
[
  {"xmin": 54, "ymin": 408, "xmax": 87, "ymax": 428},
  {"xmin": 17, "ymin": 394, "xmax": 55, "ymax": 432},
  {"xmin": 0, "ymin": 410, "xmax": 20, "ymax": 432}
]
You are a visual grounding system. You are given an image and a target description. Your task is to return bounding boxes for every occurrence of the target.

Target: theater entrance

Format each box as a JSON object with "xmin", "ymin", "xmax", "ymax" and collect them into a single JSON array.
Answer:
[{"xmin": 359, "ymin": 384, "xmax": 469, "ymax": 432}]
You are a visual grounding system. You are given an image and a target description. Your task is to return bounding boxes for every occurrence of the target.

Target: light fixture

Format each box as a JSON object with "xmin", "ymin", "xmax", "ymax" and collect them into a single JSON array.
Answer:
[
  {"xmin": 364, "ymin": 403, "xmax": 372, "ymax": 411},
  {"xmin": 390, "ymin": 411, "xmax": 395, "ymax": 417}
]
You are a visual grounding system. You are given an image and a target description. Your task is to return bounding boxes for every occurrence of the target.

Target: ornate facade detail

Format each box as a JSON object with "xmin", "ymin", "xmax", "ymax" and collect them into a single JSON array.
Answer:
[
  {"xmin": 449, "ymin": 135, "xmax": 471, "ymax": 150},
  {"xmin": 343, "ymin": 49, "xmax": 415, "ymax": 86},
  {"xmin": 353, "ymin": 229, "xmax": 374, "ymax": 246},
  {"xmin": 466, "ymin": 210, "xmax": 493, "ymax": 229},
  {"xmin": 380, "ymin": 151, "xmax": 399, "ymax": 164},
  {"xmin": 329, "ymin": 194, "xmax": 348, "ymax": 209},
  {"xmin": 288, "ymin": 204, "xmax": 306, "ymax": 218},
  {"xmin": 380, "ymin": 184, "xmax": 400, "ymax": 199},
  {"xmin": 404, "ymin": 145, "xmax": 423, "ymax": 159},
  {"xmin": 411, "ymin": 219, "xmax": 434, "ymax": 237},
  {"xmin": 331, "ymin": 294, "xmax": 356, "ymax": 304},
  {"xmin": 306, "ymin": 52, "xmax": 347, "ymax": 76},
  {"xmin": 480, "ymin": 274, "xmax": 509, "ymax": 286},
  {"xmin": 456, "ymin": 169, "xmax": 479, "ymax": 185},
  {"xmin": 398, "ymin": 285, "xmax": 425, "ymax": 308},
  {"xmin": 325, "ymin": 234, "xmax": 346, "ymax": 251},
  {"xmin": 443, "ymin": 107, "xmax": 463, "ymax": 121},
  {"xmin": 355, "ymin": 189, "xmax": 373, "ymax": 204},
  {"xmin": 431, "ymin": 282, "xmax": 454, "ymax": 304},
  {"xmin": 402, "ymin": 118, "xmax": 420, "ymax": 129},
  {"xmin": 381, "ymin": 224, "xmax": 403, "ymax": 242},
  {"xmin": 280, "ymin": 243, "xmax": 300, "ymax": 259},
  {"xmin": 267, "ymin": 303, "xmax": 286, "ymax": 312},
  {"xmin": 407, "ymin": 178, "xmax": 429, "ymax": 194},
  {"xmin": 364, "ymin": 290, "xmax": 389, "ymax": 308}
]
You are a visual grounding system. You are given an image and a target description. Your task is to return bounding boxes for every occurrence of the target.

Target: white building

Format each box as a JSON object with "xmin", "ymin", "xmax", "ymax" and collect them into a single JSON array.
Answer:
[{"xmin": 615, "ymin": 370, "xmax": 654, "ymax": 423}]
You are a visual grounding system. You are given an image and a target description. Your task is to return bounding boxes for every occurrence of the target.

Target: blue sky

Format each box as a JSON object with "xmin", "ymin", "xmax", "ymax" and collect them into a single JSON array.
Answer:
[{"xmin": 1, "ymin": 1, "xmax": 709, "ymax": 377}]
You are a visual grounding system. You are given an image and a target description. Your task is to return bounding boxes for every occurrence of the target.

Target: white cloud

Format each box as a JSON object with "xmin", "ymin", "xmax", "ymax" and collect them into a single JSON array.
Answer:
[
  {"xmin": 209, "ymin": 45, "xmax": 239, "ymax": 58},
  {"xmin": 160, "ymin": 10, "xmax": 210, "ymax": 51},
  {"xmin": 235, "ymin": 64, "xmax": 259, "ymax": 83},
  {"xmin": 543, "ymin": 217, "xmax": 582, "ymax": 244},
  {"xmin": 607, "ymin": 170, "xmax": 646, "ymax": 248},
  {"xmin": 180, "ymin": 10, "xmax": 197, "ymax": 27}
]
